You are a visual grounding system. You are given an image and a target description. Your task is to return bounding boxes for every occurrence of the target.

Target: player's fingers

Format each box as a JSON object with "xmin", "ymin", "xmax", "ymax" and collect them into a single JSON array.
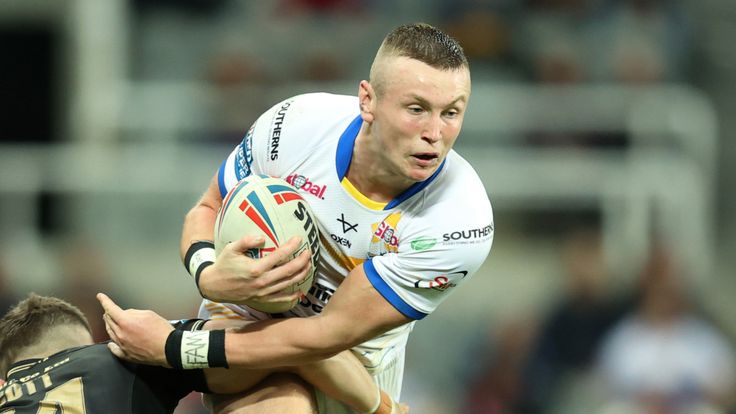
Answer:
[
  {"xmin": 259, "ymin": 275, "xmax": 308, "ymax": 301},
  {"xmin": 107, "ymin": 341, "xmax": 126, "ymax": 359},
  {"xmin": 229, "ymin": 235, "xmax": 265, "ymax": 253},
  {"xmin": 259, "ymin": 249, "xmax": 310, "ymax": 288},
  {"xmin": 103, "ymin": 312, "xmax": 124, "ymax": 342},
  {"xmin": 283, "ymin": 256, "xmax": 311, "ymax": 286},
  {"xmin": 259, "ymin": 287, "xmax": 303, "ymax": 305},
  {"xmin": 261, "ymin": 236, "xmax": 302, "ymax": 268},
  {"xmin": 97, "ymin": 293, "xmax": 125, "ymax": 321},
  {"xmin": 259, "ymin": 272, "xmax": 307, "ymax": 299},
  {"xmin": 102, "ymin": 313, "xmax": 118, "ymax": 342}
]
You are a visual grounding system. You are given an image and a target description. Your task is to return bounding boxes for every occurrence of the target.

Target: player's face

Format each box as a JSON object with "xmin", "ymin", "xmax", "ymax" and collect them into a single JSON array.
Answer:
[{"xmin": 371, "ymin": 57, "xmax": 471, "ymax": 182}]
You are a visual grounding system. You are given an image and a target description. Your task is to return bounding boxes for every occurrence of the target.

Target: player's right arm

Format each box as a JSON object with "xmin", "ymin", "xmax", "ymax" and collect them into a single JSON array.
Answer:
[
  {"xmin": 180, "ymin": 171, "xmax": 310, "ymax": 305},
  {"xmin": 179, "ymin": 173, "xmax": 221, "ymax": 260},
  {"xmin": 180, "ymin": 98, "xmax": 313, "ymax": 305}
]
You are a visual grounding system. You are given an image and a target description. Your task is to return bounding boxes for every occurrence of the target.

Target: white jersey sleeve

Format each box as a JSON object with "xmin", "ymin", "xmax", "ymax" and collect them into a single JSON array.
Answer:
[
  {"xmin": 215, "ymin": 93, "xmax": 355, "ymax": 198},
  {"xmin": 216, "ymin": 97, "xmax": 296, "ymax": 198},
  {"xmin": 364, "ymin": 153, "xmax": 494, "ymax": 319}
]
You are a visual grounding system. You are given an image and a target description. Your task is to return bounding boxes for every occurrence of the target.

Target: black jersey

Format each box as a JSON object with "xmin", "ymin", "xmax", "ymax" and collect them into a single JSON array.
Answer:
[{"xmin": 0, "ymin": 343, "xmax": 210, "ymax": 413}]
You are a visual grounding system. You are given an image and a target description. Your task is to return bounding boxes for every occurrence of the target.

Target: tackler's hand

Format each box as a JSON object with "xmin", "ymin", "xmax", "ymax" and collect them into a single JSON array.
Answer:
[{"xmin": 97, "ymin": 293, "xmax": 173, "ymax": 367}]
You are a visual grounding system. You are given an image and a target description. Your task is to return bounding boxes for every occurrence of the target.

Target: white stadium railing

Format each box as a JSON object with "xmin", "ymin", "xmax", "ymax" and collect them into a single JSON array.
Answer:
[{"xmin": 0, "ymin": 83, "xmax": 717, "ymax": 290}]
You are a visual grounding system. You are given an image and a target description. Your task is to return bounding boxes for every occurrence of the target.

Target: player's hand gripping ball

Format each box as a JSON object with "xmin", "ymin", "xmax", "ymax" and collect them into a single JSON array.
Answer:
[{"xmin": 214, "ymin": 174, "xmax": 320, "ymax": 313}]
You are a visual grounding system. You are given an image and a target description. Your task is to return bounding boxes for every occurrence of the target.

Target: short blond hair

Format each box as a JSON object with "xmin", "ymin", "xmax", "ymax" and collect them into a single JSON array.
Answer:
[
  {"xmin": 0, "ymin": 293, "xmax": 91, "ymax": 375},
  {"xmin": 369, "ymin": 23, "xmax": 469, "ymax": 95}
]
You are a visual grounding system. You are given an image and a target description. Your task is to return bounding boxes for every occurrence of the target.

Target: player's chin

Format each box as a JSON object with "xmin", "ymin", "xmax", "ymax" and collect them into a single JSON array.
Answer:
[{"xmin": 406, "ymin": 165, "xmax": 438, "ymax": 182}]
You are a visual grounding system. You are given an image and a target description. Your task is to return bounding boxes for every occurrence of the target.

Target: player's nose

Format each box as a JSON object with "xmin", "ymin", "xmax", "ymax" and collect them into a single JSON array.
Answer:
[{"xmin": 422, "ymin": 115, "xmax": 442, "ymax": 143}]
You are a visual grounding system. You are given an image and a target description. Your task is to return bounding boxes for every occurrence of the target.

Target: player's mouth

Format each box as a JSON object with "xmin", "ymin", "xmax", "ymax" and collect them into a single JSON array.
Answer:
[{"xmin": 411, "ymin": 152, "xmax": 439, "ymax": 167}]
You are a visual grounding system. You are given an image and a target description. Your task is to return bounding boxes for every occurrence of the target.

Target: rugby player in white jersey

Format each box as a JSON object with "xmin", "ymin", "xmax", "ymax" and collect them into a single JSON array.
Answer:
[{"xmin": 101, "ymin": 23, "xmax": 494, "ymax": 413}]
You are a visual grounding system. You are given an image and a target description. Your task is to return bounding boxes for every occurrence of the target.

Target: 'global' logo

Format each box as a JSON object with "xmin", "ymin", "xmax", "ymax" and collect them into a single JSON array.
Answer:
[{"xmin": 286, "ymin": 173, "xmax": 327, "ymax": 199}]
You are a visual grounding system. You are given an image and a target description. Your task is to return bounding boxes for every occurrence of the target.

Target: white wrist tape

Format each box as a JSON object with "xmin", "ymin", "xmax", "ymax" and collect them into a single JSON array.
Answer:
[
  {"xmin": 184, "ymin": 241, "xmax": 216, "ymax": 286},
  {"xmin": 166, "ymin": 329, "xmax": 228, "ymax": 370},
  {"xmin": 180, "ymin": 331, "xmax": 212, "ymax": 369},
  {"xmin": 187, "ymin": 247, "xmax": 216, "ymax": 278}
]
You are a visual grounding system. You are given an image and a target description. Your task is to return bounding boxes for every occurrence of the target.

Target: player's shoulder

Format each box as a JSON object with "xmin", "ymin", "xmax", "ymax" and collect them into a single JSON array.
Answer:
[
  {"xmin": 42, "ymin": 344, "xmax": 115, "ymax": 366},
  {"xmin": 266, "ymin": 92, "xmax": 358, "ymax": 126},
  {"xmin": 62, "ymin": 343, "xmax": 126, "ymax": 371},
  {"xmin": 398, "ymin": 151, "xmax": 492, "ymax": 243},
  {"xmin": 251, "ymin": 92, "xmax": 358, "ymax": 157},
  {"xmin": 4, "ymin": 344, "xmax": 120, "ymax": 383},
  {"xmin": 288, "ymin": 92, "xmax": 357, "ymax": 108},
  {"xmin": 427, "ymin": 150, "xmax": 491, "ymax": 212}
]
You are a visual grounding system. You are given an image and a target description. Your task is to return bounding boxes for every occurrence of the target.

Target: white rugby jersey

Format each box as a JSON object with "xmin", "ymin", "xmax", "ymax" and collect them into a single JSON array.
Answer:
[{"xmin": 212, "ymin": 92, "xmax": 494, "ymax": 367}]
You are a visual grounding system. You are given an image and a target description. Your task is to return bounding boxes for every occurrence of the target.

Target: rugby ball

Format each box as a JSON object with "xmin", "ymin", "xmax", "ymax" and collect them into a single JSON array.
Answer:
[{"xmin": 214, "ymin": 174, "xmax": 320, "ymax": 313}]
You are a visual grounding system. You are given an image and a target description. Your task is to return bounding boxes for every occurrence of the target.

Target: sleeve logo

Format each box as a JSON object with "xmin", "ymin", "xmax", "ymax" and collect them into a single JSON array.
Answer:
[
  {"xmin": 235, "ymin": 125, "xmax": 255, "ymax": 179},
  {"xmin": 413, "ymin": 271, "xmax": 468, "ymax": 291}
]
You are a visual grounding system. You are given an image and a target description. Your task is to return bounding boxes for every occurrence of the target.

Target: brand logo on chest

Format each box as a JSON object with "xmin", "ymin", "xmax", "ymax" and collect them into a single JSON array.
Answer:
[
  {"xmin": 368, "ymin": 212, "xmax": 401, "ymax": 257},
  {"xmin": 286, "ymin": 173, "xmax": 327, "ymax": 199},
  {"xmin": 330, "ymin": 233, "xmax": 352, "ymax": 248},
  {"xmin": 337, "ymin": 213, "xmax": 358, "ymax": 233}
]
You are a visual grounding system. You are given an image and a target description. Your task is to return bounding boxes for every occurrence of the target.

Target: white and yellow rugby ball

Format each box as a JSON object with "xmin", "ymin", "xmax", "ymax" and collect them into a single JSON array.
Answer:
[{"xmin": 214, "ymin": 174, "xmax": 320, "ymax": 313}]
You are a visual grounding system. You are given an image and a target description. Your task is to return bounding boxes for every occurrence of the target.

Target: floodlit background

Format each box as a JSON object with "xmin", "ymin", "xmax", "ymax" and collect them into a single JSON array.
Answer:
[{"xmin": 1, "ymin": 1, "xmax": 735, "ymax": 413}]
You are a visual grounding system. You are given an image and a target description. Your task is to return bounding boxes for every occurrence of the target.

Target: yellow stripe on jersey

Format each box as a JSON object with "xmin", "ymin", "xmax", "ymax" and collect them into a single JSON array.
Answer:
[
  {"xmin": 210, "ymin": 315, "xmax": 247, "ymax": 321},
  {"xmin": 319, "ymin": 232, "xmax": 364, "ymax": 271},
  {"xmin": 204, "ymin": 302, "xmax": 241, "ymax": 318},
  {"xmin": 340, "ymin": 177, "xmax": 387, "ymax": 210}
]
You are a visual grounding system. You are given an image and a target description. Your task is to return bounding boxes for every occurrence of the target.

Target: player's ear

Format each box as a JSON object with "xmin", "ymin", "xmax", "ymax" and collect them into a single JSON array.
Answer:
[{"xmin": 358, "ymin": 80, "xmax": 375, "ymax": 123}]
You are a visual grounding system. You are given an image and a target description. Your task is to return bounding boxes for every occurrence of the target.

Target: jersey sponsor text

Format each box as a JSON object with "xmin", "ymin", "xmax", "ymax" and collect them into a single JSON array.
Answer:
[
  {"xmin": 270, "ymin": 101, "xmax": 291, "ymax": 161},
  {"xmin": 442, "ymin": 225, "xmax": 493, "ymax": 242},
  {"xmin": 286, "ymin": 173, "xmax": 327, "ymax": 199}
]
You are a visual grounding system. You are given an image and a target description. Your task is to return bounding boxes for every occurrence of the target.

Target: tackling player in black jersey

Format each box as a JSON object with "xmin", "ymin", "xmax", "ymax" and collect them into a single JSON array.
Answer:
[
  {"xmin": 0, "ymin": 294, "xmax": 404, "ymax": 413},
  {"xmin": 1, "ymin": 343, "xmax": 208, "ymax": 413}
]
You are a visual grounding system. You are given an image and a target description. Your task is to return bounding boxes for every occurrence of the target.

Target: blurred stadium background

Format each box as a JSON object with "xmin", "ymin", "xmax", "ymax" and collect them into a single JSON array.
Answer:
[{"xmin": 1, "ymin": 1, "xmax": 735, "ymax": 413}]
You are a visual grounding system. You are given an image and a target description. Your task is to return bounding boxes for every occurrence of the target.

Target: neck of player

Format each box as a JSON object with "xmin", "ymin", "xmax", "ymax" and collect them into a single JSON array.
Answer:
[
  {"xmin": 13, "ymin": 325, "xmax": 94, "ymax": 364},
  {"xmin": 348, "ymin": 128, "xmax": 423, "ymax": 203}
]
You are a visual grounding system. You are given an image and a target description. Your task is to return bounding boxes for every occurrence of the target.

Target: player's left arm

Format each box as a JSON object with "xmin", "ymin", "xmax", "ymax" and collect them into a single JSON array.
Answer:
[
  {"xmin": 224, "ymin": 264, "xmax": 412, "ymax": 367},
  {"xmin": 99, "ymin": 275, "xmax": 408, "ymax": 413},
  {"xmin": 99, "ymin": 265, "xmax": 410, "ymax": 369},
  {"xmin": 100, "ymin": 217, "xmax": 493, "ymax": 369},
  {"xmin": 101, "ymin": 193, "xmax": 493, "ymax": 368},
  {"xmin": 103, "ymin": 303, "xmax": 406, "ymax": 413}
]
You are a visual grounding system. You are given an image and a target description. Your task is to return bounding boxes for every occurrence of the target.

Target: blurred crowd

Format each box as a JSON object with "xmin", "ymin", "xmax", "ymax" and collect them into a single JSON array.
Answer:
[
  {"xmin": 461, "ymin": 226, "xmax": 736, "ymax": 414},
  {"xmin": 131, "ymin": 0, "xmax": 693, "ymax": 84},
  {"xmin": 128, "ymin": 0, "xmax": 696, "ymax": 147}
]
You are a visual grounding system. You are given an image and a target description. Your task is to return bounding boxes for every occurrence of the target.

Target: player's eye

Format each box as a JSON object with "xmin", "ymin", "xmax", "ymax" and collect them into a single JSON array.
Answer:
[
  {"xmin": 408, "ymin": 105, "xmax": 424, "ymax": 114},
  {"xmin": 443, "ymin": 108, "xmax": 460, "ymax": 118}
]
